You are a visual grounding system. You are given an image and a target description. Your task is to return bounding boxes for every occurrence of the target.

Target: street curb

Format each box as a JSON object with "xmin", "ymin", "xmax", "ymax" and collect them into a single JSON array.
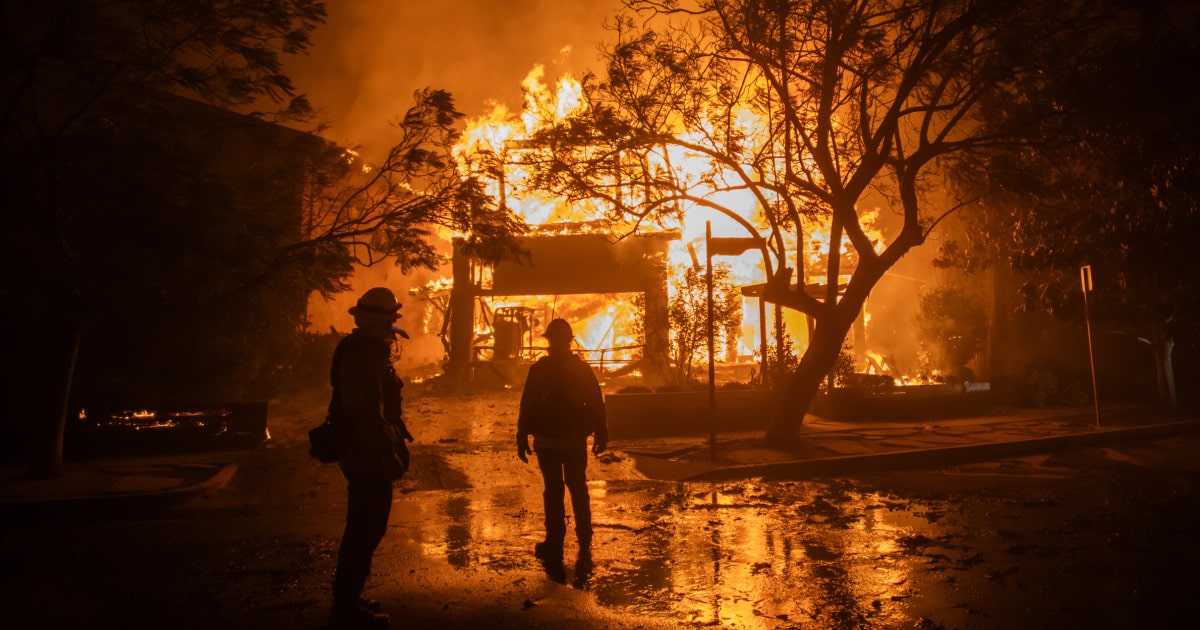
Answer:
[
  {"xmin": 681, "ymin": 420, "xmax": 1200, "ymax": 482},
  {"xmin": 4, "ymin": 463, "xmax": 238, "ymax": 519}
]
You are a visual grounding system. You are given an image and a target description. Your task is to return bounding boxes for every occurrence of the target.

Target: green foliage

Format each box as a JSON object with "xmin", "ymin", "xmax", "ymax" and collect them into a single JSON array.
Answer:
[
  {"xmin": 661, "ymin": 262, "xmax": 742, "ymax": 386},
  {"xmin": 761, "ymin": 330, "xmax": 800, "ymax": 390},
  {"xmin": 827, "ymin": 342, "xmax": 858, "ymax": 392},
  {"xmin": 916, "ymin": 285, "xmax": 988, "ymax": 379}
]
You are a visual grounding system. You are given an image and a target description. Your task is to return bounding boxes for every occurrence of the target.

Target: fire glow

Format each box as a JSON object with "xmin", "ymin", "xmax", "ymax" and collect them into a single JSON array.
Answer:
[{"xmin": 448, "ymin": 65, "xmax": 891, "ymax": 378}]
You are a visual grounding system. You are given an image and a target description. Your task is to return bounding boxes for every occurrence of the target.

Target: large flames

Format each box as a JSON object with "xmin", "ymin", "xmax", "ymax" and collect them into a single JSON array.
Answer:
[{"xmin": 443, "ymin": 65, "xmax": 890, "ymax": 381}]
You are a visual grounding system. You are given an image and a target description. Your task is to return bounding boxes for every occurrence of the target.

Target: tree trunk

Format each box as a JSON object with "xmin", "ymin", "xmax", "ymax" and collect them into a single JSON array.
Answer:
[
  {"xmin": 765, "ymin": 312, "xmax": 857, "ymax": 441},
  {"xmin": 446, "ymin": 238, "xmax": 475, "ymax": 387},
  {"xmin": 27, "ymin": 323, "xmax": 81, "ymax": 479},
  {"xmin": 983, "ymin": 264, "xmax": 1011, "ymax": 383},
  {"xmin": 641, "ymin": 255, "xmax": 672, "ymax": 387},
  {"xmin": 1151, "ymin": 325, "xmax": 1178, "ymax": 413}
]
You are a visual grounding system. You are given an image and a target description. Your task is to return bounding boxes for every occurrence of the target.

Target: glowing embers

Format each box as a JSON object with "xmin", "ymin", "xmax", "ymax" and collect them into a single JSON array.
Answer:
[
  {"xmin": 77, "ymin": 408, "xmax": 227, "ymax": 432},
  {"xmin": 68, "ymin": 403, "xmax": 267, "ymax": 457}
]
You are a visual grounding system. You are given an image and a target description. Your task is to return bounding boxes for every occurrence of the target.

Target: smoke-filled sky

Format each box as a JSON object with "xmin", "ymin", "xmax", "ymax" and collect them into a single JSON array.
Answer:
[
  {"xmin": 287, "ymin": 0, "xmax": 623, "ymax": 157},
  {"xmin": 286, "ymin": 0, "xmax": 941, "ymax": 374},
  {"xmin": 288, "ymin": 1, "xmax": 623, "ymax": 363}
]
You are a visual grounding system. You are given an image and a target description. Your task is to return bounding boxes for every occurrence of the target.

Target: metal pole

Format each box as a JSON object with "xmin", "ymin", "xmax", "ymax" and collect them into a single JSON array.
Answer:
[
  {"xmin": 1081, "ymin": 265, "xmax": 1101, "ymax": 427},
  {"xmin": 759, "ymin": 295, "xmax": 767, "ymax": 388},
  {"xmin": 707, "ymin": 222, "xmax": 717, "ymax": 460}
]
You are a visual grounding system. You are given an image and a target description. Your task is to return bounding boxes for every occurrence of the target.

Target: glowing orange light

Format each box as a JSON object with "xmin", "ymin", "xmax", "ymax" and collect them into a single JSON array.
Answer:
[{"xmin": 448, "ymin": 66, "xmax": 893, "ymax": 373}]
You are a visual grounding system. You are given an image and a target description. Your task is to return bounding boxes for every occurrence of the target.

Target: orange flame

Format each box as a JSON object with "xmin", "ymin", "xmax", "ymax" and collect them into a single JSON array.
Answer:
[{"xmin": 451, "ymin": 66, "xmax": 890, "ymax": 373}]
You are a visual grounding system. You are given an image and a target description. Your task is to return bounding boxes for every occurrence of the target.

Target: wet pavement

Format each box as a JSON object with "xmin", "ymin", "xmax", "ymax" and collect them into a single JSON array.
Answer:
[{"xmin": 2, "ymin": 388, "xmax": 1199, "ymax": 629}]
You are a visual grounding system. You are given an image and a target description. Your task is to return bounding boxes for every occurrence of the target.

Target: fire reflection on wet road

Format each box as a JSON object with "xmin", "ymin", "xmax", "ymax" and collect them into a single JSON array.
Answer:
[
  {"xmin": 5, "ymin": 389, "xmax": 1197, "ymax": 628},
  {"xmin": 398, "ymin": 474, "xmax": 997, "ymax": 629},
  {"xmin": 382, "ymin": 391, "xmax": 1200, "ymax": 629},
  {"xmin": 401, "ymin": 391, "xmax": 945, "ymax": 627}
]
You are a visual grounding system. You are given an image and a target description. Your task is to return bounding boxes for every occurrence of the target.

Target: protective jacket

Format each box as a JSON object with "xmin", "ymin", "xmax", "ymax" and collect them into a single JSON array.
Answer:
[
  {"xmin": 329, "ymin": 328, "xmax": 411, "ymax": 478},
  {"xmin": 517, "ymin": 352, "xmax": 608, "ymax": 449}
]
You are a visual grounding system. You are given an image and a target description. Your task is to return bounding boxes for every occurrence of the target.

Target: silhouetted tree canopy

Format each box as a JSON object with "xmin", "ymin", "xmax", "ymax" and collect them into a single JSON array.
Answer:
[
  {"xmin": 940, "ymin": 0, "xmax": 1200, "ymax": 408},
  {"xmin": 917, "ymin": 284, "xmax": 987, "ymax": 379},
  {"xmin": 520, "ymin": 0, "xmax": 1082, "ymax": 438},
  {"xmin": 1, "ymin": 0, "xmax": 333, "ymax": 474},
  {"xmin": 0, "ymin": 1, "xmax": 522, "ymax": 473}
]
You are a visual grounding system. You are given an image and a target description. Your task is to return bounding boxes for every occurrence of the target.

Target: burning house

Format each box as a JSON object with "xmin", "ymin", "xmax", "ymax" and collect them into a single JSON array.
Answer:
[
  {"xmin": 426, "ymin": 67, "xmax": 882, "ymax": 389},
  {"xmin": 445, "ymin": 230, "xmax": 678, "ymax": 386},
  {"xmin": 400, "ymin": 60, "xmax": 997, "ymax": 431}
]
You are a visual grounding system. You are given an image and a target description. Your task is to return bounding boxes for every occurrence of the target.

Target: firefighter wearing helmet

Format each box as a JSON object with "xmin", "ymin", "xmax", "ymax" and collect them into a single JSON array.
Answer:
[{"xmin": 516, "ymin": 317, "xmax": 609, "ymax": 577}]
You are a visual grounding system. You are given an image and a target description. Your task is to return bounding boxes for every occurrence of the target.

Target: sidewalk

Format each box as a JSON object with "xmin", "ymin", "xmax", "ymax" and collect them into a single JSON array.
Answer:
[
  {"xmin": 2, "ymin": 407, "xmax": 1197, "ymax": 515},
  {"xmin": 0, "ymin": 453, "xmax": 239, "ymax": 518},
  {"xmin": 622, "ymin": 407, "xmax": 1200, "ymax": 481}
]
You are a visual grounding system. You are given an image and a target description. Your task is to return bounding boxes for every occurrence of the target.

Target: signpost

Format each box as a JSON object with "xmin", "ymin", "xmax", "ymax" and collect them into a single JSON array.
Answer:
[
  {"xmin": 706, "ymin": 223, "xmax": 766, "ymax": 459},
  {"xmin": 1081, "ymin": 265, "xmax": 1100, "ymax": 427}
]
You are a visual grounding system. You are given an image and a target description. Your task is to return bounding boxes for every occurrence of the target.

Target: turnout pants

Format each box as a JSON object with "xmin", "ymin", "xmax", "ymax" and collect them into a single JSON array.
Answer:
[
  {"xmin": 535, "ymin": 446, "xmax": 592, "ymax": 544},
  {"xmin": 333, "ymin": 468, "xmax": 393, "ymax": 604}
]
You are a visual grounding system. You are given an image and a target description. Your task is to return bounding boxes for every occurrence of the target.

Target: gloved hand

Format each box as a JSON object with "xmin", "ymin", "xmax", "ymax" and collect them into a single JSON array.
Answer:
[
  {"xmin": 392, "ymin": 419, "xmax": 415, "ymax": 443},
  {"xmin": 386, "ymin": 439, "xmax": 410, "ymax": 480},
  {"xmin": 517, "ymin": 433, "xmax": 531, "ymax": 463},
  {"xmin": 591, "ymin": 439, "xmax": 607, "ymax": 456}
]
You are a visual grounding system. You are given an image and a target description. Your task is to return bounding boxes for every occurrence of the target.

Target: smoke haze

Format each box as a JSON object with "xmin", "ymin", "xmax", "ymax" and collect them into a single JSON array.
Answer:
[
  {"xmin": 288, "ymin": 1, "xmax": 944, "ymax": 378},
  {"xmin": 288, "ymin": 0, "xmax": 621, "ymax": 158},
  {"xmin": 289, "ymin": 1, "xmax": 621, "ymax": 367}
]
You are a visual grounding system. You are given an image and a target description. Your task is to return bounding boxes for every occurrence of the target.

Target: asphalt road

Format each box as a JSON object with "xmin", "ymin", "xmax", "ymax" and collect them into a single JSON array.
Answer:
[{"xmin": 3, "ymin": 390, "xmax": 1199, "ymax": 629}]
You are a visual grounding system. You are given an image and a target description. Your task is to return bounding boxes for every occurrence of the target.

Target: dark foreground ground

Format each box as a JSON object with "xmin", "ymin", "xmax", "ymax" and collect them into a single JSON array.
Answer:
[{"xmin": 3, "ymin": 389, "xmax": 1199, "ymax": 629}]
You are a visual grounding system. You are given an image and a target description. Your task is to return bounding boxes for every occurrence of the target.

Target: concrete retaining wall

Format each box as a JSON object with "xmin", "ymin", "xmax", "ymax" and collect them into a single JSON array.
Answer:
[{"xmin": 605, "ymin": 389, "xmax": 769, "ymax": 438}]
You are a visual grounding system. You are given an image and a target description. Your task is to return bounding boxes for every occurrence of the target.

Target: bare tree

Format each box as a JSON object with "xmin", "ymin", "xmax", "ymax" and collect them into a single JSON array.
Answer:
[
  {"xmin": 275, "ymin": 88, "xmax": 525, "ymax": 293},
  {"xmin": 523, "ymin": 0, "xmax": 1065, "ymax": 439}
]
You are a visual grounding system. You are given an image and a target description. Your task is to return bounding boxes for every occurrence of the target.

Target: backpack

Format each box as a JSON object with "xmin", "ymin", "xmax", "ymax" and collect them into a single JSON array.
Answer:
[{"xmin": 532, "ymin": 355, "xmax": 599, "ymax": 439}]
